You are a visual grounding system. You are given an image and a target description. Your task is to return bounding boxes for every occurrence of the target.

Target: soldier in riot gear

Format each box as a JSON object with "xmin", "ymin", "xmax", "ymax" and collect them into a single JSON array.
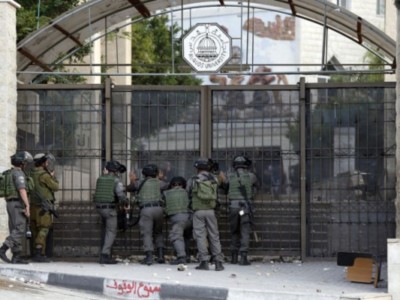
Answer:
[
  {"xmin": 94, "ymin": 160, "xmax": 128, "ymax": 264},
  {"xmin": 187, "ymin": 158, "xmax": 224, "ymax": 271},
  {"xmin": 221, "ymin": 154, "xmax": 259, "ymax": 265},
  {"xmin": 0, "ymin": 151, "xmax": 33, "ymax": 264},
  {"xmin": 29, "ymin": 153, "xmax": 59, "ymax": 262},
  {"xmin": 163, "ymin": 176, "xmax": 192, "ymax": 265},
  {"xmin": 126, "ymin": 164, "xmax": 168, "ymax": 266}
]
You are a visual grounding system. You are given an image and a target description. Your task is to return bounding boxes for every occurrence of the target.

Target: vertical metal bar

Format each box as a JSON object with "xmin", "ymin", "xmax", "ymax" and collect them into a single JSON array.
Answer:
[
  {"xmin": 299, "ymin": 77, "xmax": 307, "ymax": 259},
  {"xmin": 200, "ymin": 86, "xmax": 210, "ymax": 157},
  {"xmin": 105, "ymin": 77, "xmax": 112, "ymax": 161},
  {"xmin": 321, "ymin": 4, "xmax": 327, "ymax": 68}
]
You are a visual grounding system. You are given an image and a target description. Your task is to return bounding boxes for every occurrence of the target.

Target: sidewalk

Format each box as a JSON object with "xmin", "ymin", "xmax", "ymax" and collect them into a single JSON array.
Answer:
[{"xmin": 0, "ymin": 259, "xmax": 391, "ymax": 300}]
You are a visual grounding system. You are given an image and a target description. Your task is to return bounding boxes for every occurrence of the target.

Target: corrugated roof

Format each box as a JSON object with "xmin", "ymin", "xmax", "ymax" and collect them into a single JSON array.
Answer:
[{"xmin": 17, "ymin": 0, "xmax": 396, "ymax": 83}]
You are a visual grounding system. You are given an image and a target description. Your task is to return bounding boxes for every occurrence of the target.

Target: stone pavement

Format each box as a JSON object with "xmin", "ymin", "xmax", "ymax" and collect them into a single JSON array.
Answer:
[{"xmin": 0, "ymin": 259, "xmax": 391, "ymax": 300}]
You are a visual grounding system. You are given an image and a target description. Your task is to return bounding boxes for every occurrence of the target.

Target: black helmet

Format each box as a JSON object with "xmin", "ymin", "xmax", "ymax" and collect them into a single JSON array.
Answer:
[
  {"xmin": 169, "ymin": 176, "xmax": 187, "ymax": 189},
  {"xmin": 142, "ymin": 164, "xmax": 159, "ymax": 177},
  {"xmin": 194, "ymin": 158, "xmax": 210, "ymax": 171},
  {"xmin": 105, "ymin": 160, "xmax": 126, "ymax": 173},
  {"xmin": 232, "ymin": 155, "xmax": 252, "ymax": 169},
  {"xmin": 11, "ymin": 151, "xmax": 33, "ymax": 166},
  {"xmin": 34, "ymin": 152, "xmax": 55, "ymax": 166}
]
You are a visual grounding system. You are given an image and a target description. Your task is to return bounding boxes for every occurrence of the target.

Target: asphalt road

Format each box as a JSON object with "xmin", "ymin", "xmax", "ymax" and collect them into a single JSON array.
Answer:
[{"xmin": 0, "ymin": 276, "xmax": 110, "ymax": 300}]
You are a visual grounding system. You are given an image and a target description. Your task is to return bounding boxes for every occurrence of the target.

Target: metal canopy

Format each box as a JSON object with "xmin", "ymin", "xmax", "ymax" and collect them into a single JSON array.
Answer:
[{"xmin": 16, "ymin": 0, "xmax": 396, "ymax": 83}]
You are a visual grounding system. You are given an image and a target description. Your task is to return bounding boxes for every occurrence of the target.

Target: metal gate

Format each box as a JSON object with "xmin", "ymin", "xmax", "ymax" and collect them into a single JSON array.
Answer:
[{"xmin": 16, "ymin": 80, "xmax": 396, "ymax": 259}]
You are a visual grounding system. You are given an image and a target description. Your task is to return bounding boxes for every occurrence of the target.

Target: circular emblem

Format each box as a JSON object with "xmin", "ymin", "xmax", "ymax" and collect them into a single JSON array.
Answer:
[{"xmin": 182, "ymin": 23, "xmax": 232, "ymax": 72}]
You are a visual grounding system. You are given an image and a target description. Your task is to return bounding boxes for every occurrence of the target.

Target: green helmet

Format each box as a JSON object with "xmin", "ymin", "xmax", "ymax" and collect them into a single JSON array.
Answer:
[
  {"xmin": 11, "ymin": 151, "xmax": 33, "ymax": 166},
  {"xmin": 142, "ymin": 164, "xmax": 159, "ymax": 177},
  {"xmin": 232, "ymin": 154, "xmax": 252, "ymax": 169},
  {"xmin": 105, "ymin": 161, "xmax": 126, "ymax": 173}
]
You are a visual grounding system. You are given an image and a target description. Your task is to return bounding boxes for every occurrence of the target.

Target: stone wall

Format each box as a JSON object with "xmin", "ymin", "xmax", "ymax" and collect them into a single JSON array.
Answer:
[{"xmin": 0, "ymin": 0, "xmax": 20, "ymax": 243}]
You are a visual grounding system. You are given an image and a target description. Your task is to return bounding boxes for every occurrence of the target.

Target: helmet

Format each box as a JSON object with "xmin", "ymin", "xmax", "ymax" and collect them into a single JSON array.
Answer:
[
  {"xmin": 194, "ymin": 158, "xmax": 211, "ymax": 171},
  {"xmin": 169, "ymin": 176, "xmax": 187, "ymax": 189},
  {"xmin": 105, "ymin": 161, "xmax": 126, "ymax": 173},
  {"xmin": 11, "ymin": 151, "xmax": 33, "ymax": 166},
  {"xmin": 232, "ymin": 155, "xmax": 252, "ymax": 169},
  {"xmin": 142, "ymin": 164, "xmax": 159, "ymax": 177},
  {"xmin": 34, "ymin": 153, "xmax": 55, "ymax": 165}
]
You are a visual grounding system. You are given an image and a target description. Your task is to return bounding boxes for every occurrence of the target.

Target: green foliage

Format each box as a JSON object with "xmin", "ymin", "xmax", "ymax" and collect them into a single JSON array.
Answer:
[{"xmin": 131, "ymin": 15, "xmax": 202, "ymax": 85}]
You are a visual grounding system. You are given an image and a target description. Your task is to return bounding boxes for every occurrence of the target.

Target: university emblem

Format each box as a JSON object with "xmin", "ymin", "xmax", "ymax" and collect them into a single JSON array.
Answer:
[{"xmin": 182, "ymin": 23, "xmax": 232, "ymax": 72}]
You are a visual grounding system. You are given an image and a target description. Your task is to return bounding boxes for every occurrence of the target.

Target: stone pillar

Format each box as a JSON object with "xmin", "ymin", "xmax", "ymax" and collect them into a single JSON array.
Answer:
[
  {"xmin": 0, "ymin": 0, "xmax": 20, "ymax": 242},
  {"xmin": 388, "ymin": 239, "xmax": 400, "ymax": 299}
]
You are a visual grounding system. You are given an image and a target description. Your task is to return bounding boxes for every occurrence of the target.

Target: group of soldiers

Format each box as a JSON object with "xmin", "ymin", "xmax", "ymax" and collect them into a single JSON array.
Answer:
[
  {"xmin": 0, "ymin": 151, "xmax": 59, "ymax": 264},
  {"xmin": 94, "ymin": 155, "xmax": 259, "ymax": 271}
]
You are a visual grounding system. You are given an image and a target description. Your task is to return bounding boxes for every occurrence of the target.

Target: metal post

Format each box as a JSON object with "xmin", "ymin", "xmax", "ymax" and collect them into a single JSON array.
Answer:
[
  {"xmin": 105, "ymin": 77, "xmax": 112, "ymax": 161},
  {"xmin": 200, "ymin": 86, "xmax": 211, "ymax": 158},
  {"xmin": 321, "ymin": 4, "xmax": 327, "ymax": 68},
  {"xmin": 299, "ymin": 77, "xmax": 307, "ymax": 260}
]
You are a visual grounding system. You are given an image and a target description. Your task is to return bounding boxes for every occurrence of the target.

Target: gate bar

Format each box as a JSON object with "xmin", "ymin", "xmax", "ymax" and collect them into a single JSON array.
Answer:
[
  {"xmin": 299, "ymin": 77, "xmax": 307, "ymax": 260},
  {"xmin": 105, "ymin": 77, "xmax": 112, "ymax": 161}
]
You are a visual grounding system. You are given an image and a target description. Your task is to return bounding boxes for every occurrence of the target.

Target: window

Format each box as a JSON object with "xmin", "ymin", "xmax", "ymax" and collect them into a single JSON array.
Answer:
[{"xmin": 376, "ymin": 0, "xmax": 385, "ymax": 15}]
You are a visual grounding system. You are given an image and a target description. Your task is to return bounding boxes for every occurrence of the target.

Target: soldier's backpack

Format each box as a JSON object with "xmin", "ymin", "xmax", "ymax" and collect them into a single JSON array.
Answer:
[{"xmin": 192, "ymin": 174, "xmax": 218, "ymax": 201}]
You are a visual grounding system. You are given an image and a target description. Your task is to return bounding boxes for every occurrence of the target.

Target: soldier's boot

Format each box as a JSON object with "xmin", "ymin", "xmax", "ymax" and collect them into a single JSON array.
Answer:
[
  {"xmin": 32, "ymin": 248, "xmax": 50, "ymax": 263},
  {"xmin": 231, "ymin": 251, "xmax": 238, "ymax": 264},
  {"xmin": 99, "ymin": 254, "xmax": 117, "ymax": 265},
  {"xmin": 141, "ymin": 251, "xmax": 153, "ymax": 266},
  {"xmin": 239, "ymin": 252, "xmax": 251, "ymax": 266},
  {"xmin": 195, "ymin": 261, "xmax": 209, "ymax": 270},
  {"xmin": 11, "ymin": 252, "xmax": 29, "ymax": 264},
  {"xmin": 170, "ymin": 256, "xmax": 186, "ymax": 265},
  {"xmin": 156, "ymin": 248, "xmax": 165, "ymax": 264},
  {"xmin": 215, "ymin": 261, "xmax": 225, "ymax": 271},
  {"xmin": 0, "ymin": 244, "xmax": 11, "ymax": 263}
]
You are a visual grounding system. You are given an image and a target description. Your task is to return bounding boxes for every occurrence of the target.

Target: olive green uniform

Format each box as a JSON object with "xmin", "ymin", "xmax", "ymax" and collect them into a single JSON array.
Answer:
[{"xmin": 30, "ymin": 167, "xmax": 59, "ymax": 255}]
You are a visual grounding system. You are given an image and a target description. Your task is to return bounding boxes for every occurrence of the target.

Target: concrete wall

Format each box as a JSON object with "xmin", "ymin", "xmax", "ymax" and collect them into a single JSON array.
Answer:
[{"xmin": 0, "ymin": 0, "xmax": 20, "ymax": 244}]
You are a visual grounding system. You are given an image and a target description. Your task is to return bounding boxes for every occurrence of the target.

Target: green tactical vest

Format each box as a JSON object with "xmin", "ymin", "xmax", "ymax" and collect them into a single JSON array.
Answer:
[
  {"xmin": 30, "ymin": 168, "xmax": 54, "ymax": 205},
  {"xmin": 94, "ymin": 175, "xmax": 115, "ymax": 203},
  {"xmin": 3, "ymin": 169, "xmax": 18, "ymax": 199},
  {"xmin": 228, "ymin": 171, "xmax": 252, "ymax": 200},
  {"xmin": 191, "ymin": 175, "xmax": 217, "ymax": 211},
  {"xmin": 137, "ymin": 178, "xmax": 161, "ymax": 205},
  {"xmin": 164, "ymin": 188, "xmax": 189, "ymax": 216}
]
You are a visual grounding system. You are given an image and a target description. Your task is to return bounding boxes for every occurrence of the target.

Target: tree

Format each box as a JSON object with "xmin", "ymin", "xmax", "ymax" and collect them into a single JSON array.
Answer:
[{"xmin": 130, "ymin": 15, "xmax": 202, "ymax": 85}]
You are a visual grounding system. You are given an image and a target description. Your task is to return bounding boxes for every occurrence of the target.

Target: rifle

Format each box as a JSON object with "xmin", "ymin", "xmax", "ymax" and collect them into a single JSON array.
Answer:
[
  {"xmin": 36, "ymin": 191, "xmax": 59, "ymax": 218},
  {"xmin": 236, "ymin": 170, "xmax": 259, "ymax": 242}
]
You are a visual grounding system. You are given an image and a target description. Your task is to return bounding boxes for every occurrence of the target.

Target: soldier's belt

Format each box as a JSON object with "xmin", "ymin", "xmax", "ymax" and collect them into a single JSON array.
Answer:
[
  {"xmin": 140, "ymin": 202, "xmax": 161, "ymax": 208},
  {"xmin": 5, "ymin": 198, "xmax": 20, "ymax": 202},
  {"xmin": 96, "ymin": 204, "xmax": 116, "ymax": 209}
]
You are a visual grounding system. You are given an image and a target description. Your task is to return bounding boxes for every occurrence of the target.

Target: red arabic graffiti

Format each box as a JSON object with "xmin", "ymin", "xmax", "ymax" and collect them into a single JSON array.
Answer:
[{"xmin": 105, "ymin": 279, "xmax": 161, "ymax": 298}]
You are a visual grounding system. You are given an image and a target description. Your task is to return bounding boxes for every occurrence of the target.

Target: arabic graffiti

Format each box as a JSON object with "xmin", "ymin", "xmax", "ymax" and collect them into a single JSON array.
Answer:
[{"xmin": 104, "ymin": 279, "xmax": 161, "ymax": 299}]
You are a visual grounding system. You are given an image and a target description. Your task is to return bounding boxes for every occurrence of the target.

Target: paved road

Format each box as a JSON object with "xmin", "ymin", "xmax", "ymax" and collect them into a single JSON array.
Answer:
[{"xmin": 0, "ymin": 276, "xmax": 109, "ymax": 300}]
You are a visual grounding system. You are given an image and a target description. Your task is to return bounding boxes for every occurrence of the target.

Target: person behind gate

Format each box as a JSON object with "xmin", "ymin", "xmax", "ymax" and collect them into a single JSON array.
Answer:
[
  {"xmin": 127, "ymin": 164, "xmax": 168, "ymax": 266},
  {"xmin": 187, "ymin": 158, "xmax": 224, "ymax": 271},
  {"xmin": 163, "ymin": 176, "xmax": 193, "ymax": 265},
  {"xmin": 29, "ymin": 153, "xmax": 59, "ymax": 262},
  {"xmin": 221, "ymin": 154, "xmax": 259, "ymax": 265},
  {"xmin": 0, "ymin": 151, "xmax": 33, "ymax": 264}
]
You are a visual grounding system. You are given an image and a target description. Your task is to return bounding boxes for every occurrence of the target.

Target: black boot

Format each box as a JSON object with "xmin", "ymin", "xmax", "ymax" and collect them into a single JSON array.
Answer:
[
  {"xmin": 156, "ymin": 248, "xmax": 165, "ymax": 264},
  {"xmin": 239, "ymin": 252, "xmax": 251, "ymax": 266},
  {"xmin": 215, "ymin": 261, "xmax": 225, "ymax": 271},
  {"xmin": 32, "ymin": 248, "xmax": 50, "ymax": 263},
  {"xmin": 0, "ymin": 244, "xmax": 10, "ymax": 263},
  {"xmin": 99, "ymin": 254, "xmax": 117, "ymax": 264},
  {"xmin": 141, "ymin": 251, "xmax": 153, "ymax": 266},
  {"xmin": 195, "ymin": 261, "xmax": 209, "ymax": 270},
  {"xmin": 170, "ymin": 256, "xmax": 186, "ymax": 265},
  {"xmin": 231, "ymin": 251, "xmax": 238, "ymax": 264},
  {"xmin": 11, "ymin": 252, "xmax": 29, "ymax": 264}
]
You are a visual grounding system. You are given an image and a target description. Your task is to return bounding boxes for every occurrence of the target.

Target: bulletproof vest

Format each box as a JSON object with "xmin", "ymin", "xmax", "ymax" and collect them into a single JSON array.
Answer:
[
  {"xmin": 191, "ymin": 173, "xmax": 217, "ymax": 211},
  {"xmin": 94, "ymin": 175, "xmax": 116, "ymax": 203},
  {"xmin": 30, "ymin": 168, "xmax": 54, "ymax": 205},
  {"xmin": 164, "ymin": 188, "xmax": 189, "ymax": 216},
  {"xmin": 137, "ymin": 178, "xmax": 161, "ymax": 204},
  {"xmin": 228, "ymin": 171, "xmax": 252, "ymax": 200},
  {"xmin": 2, "ymin": 169, "xmax": 18, "ymax": 199}
]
